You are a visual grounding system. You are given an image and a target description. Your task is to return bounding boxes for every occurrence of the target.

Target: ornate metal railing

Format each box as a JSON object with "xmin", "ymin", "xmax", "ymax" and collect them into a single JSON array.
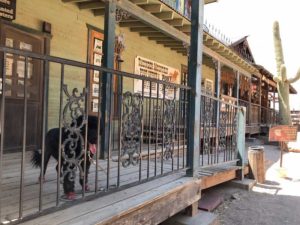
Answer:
[
  {"xmin": 0, "ymin": 47, "xmax": 190, "ymax": 223},
  {"xmin": 199, "ymin": 94, "xmax": 239, "ymax": 166}
]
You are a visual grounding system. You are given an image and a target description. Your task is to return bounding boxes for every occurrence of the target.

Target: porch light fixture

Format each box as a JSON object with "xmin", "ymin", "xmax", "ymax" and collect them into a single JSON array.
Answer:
[{"xmin": 115, "ymin": 33, "xmax": 125, "ymax": 56}]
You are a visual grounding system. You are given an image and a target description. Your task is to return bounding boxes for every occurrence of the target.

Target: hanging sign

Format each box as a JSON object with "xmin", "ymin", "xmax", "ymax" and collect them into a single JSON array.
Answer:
[
  {"xmin": 160, "ymin": 0, "xmax": 191, "ymax": 19},
  {"xmin": 134, "ymin": 56, "xmax": 180, "ymax": 100},
  {"xmin": 269, "ymin": 125, "xmax": 298, "ymax": 142},
  {"xmin": 0, "ymin": 0, "xmax": 16, "ymax": 21}
]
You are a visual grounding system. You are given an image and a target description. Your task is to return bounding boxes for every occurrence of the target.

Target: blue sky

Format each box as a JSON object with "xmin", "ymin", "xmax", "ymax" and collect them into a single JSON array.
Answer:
[{"xmin": 204, "ymin": 0, "xmax": 300, "ymax": 110}]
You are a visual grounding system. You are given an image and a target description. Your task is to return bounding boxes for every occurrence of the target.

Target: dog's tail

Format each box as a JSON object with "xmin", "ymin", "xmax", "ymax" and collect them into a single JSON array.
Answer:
[{"xmin": 31, "ymin": 149, "xmax": 42, "ymax": 168}]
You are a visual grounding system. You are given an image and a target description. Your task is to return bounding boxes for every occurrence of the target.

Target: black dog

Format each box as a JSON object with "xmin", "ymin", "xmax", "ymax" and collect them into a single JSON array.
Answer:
[{"xmin": 31, "ymin": 115, "xmax": 99, "ymax": 200}]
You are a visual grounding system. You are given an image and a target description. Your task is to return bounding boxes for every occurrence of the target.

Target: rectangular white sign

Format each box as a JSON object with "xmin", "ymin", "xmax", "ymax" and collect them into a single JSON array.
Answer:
[{"xmin": 134, "ymin": 56, "xmax": 180, "ymax": 100}]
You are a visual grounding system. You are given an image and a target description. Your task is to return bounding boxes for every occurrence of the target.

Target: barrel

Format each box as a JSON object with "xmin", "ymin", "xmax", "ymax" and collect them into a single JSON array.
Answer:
[{"xmin": 248, "ymin": 146, "xmax": 265, "ymax": 183}]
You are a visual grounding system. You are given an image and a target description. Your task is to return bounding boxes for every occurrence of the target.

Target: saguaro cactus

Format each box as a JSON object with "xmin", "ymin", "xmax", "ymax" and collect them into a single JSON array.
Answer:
[{"xmin": 273, "ymin": 21, "xmax": 300, "ymax": 125}]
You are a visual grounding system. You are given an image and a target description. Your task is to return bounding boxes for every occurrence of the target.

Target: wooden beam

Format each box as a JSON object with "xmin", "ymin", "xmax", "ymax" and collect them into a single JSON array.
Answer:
[
  {"xmin": 139, "ymin": 32, "xmax": 166, "ymax": 37},
  {"xmin": 62, "ymin": 0, "xmax": 87, "ymax": 2},
  {"xmin": 200, "ymin": 168, "xmax": 239, "ymax": 189},
  {"xmin": 177, "ymin": 25, "xmax": 191, "ymax": 33},
  {"xmin": 116, "ymin": 0, "xmax": 189, "ymax": 44},
  {"xmin": 130, "ymin": 0, "xmax": 149, "ymax": 4},
  {"xmin": 152, "ymin": 11, "xmax": 174, "ymax": 20},
  {"xmin": 170, "ymin": 46, "xmax": 185, "ymax": 50},
  {"xmin": 165, "ymin": 18, "xmax": 184, "ymax": 27},
  {"xmin": 130, "ymin": 27, "xmax": 156, "ymax": 32},
  {"xmin": 120, "ymin": 18, "xmax": 139, "ymax": 22},
  {"xmin": 163, "ymin": 43, "xmax": 184, "ymax": 47},
  {"xmin": 119, "ymin": 21, "xmax": 148, "ymax": 27},
  {"xmin": 141, "ymin": 4, "xmax": 162, "ymax": 13},
  {"xmin": 78, "ymin": 1, "xmax": 105, "ymax": 10},
  {"xmin": 156, "ymin": 40, "xmax": 181, "ymax": 44},
  {"xmin": 94, "ymin": 8, "xmax": 105, "ymax": 16},
  {"xmin": 185, "ymin": 202, "xmax": 199, "ymax": 217},
  {"xmin": 148, "ymin": 37, "xmax": 174, "ymax": 41},
  {"xmin": 203, "ymin": 45, "xmax": 251, "ymax": 77}
]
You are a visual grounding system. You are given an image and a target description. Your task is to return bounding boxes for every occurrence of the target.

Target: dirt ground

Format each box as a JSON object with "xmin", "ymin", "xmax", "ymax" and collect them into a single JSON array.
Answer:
[{"xmin": 212, "ymin": 143, "xmax": 300, "ymax": 225}]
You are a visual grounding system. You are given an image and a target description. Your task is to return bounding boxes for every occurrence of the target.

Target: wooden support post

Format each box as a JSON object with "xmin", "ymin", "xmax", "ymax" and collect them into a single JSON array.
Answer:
[
  {"xmin": 249, "ymin": 76, "xmax": 252, "ymax": 128},
  {"xmin": 213, "ymin": 59, "xmax": 221, "ymax": 129},
  {"xmin": 280, "ymin": 141, "xmax": 283, "ymax": 167},
  {"xmin": 101, "ymin": 1, "xmax": 116, "ymax": 158},
  {"xmin": 236, "ymin": 71, "xmax": 240, "ymax": 106},
  {"xmin": 236, "ymin": 107, "xmax": 246, "ymax": 180},
  {"xmin": 186, "ymin": 0, "xmax": 204, "ymax": 176},
  {"xmin": 185, "ymin": 201, "xmax": 199, "ymax": 217},
  {"xmin": 258, "ymin": 76, "xmax": 262, "ymax": 125}
]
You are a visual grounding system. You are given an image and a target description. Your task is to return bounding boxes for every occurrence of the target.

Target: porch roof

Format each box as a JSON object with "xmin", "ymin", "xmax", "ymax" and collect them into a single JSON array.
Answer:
[
  {"xmin": 254, "ymin": 64, "xmax": 297, "ymax": 94},
  {"xmin": 62, "ymin": 0, "xmax": 260, "ymax": 76}
]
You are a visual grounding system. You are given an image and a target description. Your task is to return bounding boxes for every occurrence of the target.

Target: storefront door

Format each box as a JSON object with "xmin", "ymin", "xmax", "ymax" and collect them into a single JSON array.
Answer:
[{"xmin": 1, "ymin": 24, "xmax": 44, "ymax": 152}]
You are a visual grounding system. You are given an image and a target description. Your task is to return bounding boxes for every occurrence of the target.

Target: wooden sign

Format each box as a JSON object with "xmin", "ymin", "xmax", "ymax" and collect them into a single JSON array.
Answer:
[
  {"xmin": 269, "ymin": 125, "xmax": 298, "ymax": 142},
  {"xmin": 134, "ymin": 56, "xmax": 180, "ymax": 100},
  {"xmin": 0, "ymin": 0, "xmax": 16, "ymax": 21}
]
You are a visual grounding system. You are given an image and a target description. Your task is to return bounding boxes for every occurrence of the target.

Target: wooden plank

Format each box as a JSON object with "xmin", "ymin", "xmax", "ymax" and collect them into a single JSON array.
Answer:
[
  {"xmin": 139, "ymin": 32, "xmax": 166, "ymax": 37},
  {"xmin": 130, "ymin": 27, "xmax": 156, "ymax": 32},
  {"xmin": 20, "ymin": 173, "xmax": 186, "ymax": 225},
  {"xmin": 140, "ymin": 4, "xmax": 162, "ymax": 13},
  {"xmin": 78, "ymin": 1, "xmax": 105, "ymax": 10},
  {"xmin": 153, "ymin": 11, "xmax": 174, "ymax": 20},
  {"xmin": 200, "ymin": 168, "xmax": 238, "ymax": 189},
  {"xmin": 93, "ymin": 9, "xmax": 106, "ymax": 16},
  {"xmin": 60, "ymin": 177, "xmax": 201, "ymax": 225},
  {"xmin": 165, "ymin": 18, "xmax": 184, "ymax": 27}
]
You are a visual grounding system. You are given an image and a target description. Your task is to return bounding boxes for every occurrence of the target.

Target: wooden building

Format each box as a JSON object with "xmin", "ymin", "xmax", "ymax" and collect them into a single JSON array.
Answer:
[{"xmin": 0, "ymin": 0, "xmax": 292, "ymax": 224}]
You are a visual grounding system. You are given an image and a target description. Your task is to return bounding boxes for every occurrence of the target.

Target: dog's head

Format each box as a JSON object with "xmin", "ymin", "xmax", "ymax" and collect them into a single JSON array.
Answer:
[
  {"xmin": 87, "ymin": 128, "xmax": 97, "ymax": 155},
  {"xmin": 73, "ymin": 115, "xmax": 99, "ymax": 155}
]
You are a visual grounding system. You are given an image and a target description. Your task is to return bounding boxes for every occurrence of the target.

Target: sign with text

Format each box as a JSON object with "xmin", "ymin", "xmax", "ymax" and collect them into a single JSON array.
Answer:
[
  {"xmin": 134, "ymin": 56, "xmax": 180, "ymax": 100},
  {"xmin": 160, "ymin": 0, "xmax": 191, "ymax": 19},
  {"xmin": 269, "ymin": 125, "xmax": 298, "ymax": 142},
  {"xmin": 0, "ymin": 0, "xmax": 16, "ymax": 21}
]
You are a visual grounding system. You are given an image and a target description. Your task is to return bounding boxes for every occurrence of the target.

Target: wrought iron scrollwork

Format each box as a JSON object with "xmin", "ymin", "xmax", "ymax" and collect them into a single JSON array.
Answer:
[
  {"xmin": 231, "ymin": 109, "xmax": 238, "ymax": 154},
  {"xmin": 116, "ymin": 8, "xmax": 130, "ymax": 23},
  {"xmin": 121, "ymin": 92, "xmax": 143, "ymax": 167},
  {"xmin": 203, "ymin": 97, "xmax": 213, "ymax": 155},
  {"xmin": 61, "ymin": 85, "xmax": 86, "ymax": 182},
  {"xmin": 219, "ymin": 105, "xmax": 228, "ymax": 153},
  {"xmin": 163, "ymin": 97, "xmax": 176, "ymax": 160}
]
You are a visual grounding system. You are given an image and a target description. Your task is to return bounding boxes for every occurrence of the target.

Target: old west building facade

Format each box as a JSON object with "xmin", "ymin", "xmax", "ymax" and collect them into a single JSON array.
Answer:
[{"xmin": 0, "ymin": 0, "xmax": 294, "ymax": 224}]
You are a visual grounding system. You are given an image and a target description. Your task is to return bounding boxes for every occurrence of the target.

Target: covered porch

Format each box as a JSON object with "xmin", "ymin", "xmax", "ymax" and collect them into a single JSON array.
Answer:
[{"xmin": 0, "ymin": 0, "xmax": 248, "ymax": 224}]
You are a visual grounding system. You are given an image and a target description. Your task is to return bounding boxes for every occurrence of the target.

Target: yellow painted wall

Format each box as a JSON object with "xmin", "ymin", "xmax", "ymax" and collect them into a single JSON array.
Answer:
[{"xmin": 14, "ymin": 0, "xmax": 187, "ymax": 128}]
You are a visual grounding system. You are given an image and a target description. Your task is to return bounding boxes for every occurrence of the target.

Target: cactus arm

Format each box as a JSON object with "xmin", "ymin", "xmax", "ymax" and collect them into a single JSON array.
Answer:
[
  {"xmin": 287, "ymin": 68, "xmax": 300, "ymax": 83},
  {"xmin": 273, "ymin": 21, "xmax": 285, "ymax": 77}
]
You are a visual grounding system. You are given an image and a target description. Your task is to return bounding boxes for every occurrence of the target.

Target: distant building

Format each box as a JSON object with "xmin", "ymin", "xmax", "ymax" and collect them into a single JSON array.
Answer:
[{"xmin": 291, "ymin": 110, "xmax": 300, "ymax": 130}]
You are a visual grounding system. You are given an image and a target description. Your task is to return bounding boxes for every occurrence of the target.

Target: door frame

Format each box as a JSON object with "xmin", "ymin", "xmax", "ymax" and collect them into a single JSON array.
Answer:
[{"xmin": 0, "ymin": 20, "xmax": 51, "ymax": 153}]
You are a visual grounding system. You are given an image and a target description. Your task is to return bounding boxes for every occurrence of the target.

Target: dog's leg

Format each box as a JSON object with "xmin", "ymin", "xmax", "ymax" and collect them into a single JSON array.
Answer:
[
  {"xmin": 79, "ymin": 159, "xmax": 91, "ymax": 192},
  {"xmin": 63, "ymin": 163, "xmax": 76, "ymax": 200}
]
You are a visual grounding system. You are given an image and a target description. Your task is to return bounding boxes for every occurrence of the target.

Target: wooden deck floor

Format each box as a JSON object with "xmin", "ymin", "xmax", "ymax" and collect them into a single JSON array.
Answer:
[
  {"xmin": 0, "ymin": 148, "xmax": 238, "ymax": 224},
  {"xmin": 0, "ymin": 149, "xmax": 185, "ymax": 223}
]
